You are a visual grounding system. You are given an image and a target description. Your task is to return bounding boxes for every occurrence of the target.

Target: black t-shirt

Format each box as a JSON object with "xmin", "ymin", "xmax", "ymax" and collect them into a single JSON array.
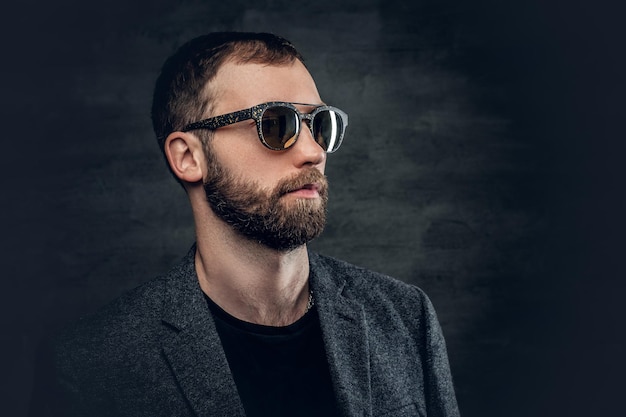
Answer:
[{"xmin": 205, "ymin": 295, "xmax": 340, "ymax": 417}]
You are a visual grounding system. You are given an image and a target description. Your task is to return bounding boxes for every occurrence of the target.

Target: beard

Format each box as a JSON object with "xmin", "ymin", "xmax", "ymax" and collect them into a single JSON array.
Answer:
[{"xmin": 202, "ymin": 153, "xmax": 328, "ymax": 252}]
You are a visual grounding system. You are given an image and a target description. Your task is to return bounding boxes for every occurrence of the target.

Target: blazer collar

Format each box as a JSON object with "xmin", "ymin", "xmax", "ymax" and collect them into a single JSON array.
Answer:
[
  {"xmin": 309, "ymin": 251, "xmax": 372, "ymax": 417},
  {"xmin": 160, "ymin": 245, "xmax": 246, "ymax": 417},
  {"xmin": 158, "ymin": 246, "xmax": 372, "ymax": 417}
]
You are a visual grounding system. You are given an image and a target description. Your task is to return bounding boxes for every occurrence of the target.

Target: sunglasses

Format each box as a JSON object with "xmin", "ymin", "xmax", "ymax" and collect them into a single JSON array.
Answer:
[{"xmin": 181, "ymin": 101, "xmax": 348, "ymax": 153}]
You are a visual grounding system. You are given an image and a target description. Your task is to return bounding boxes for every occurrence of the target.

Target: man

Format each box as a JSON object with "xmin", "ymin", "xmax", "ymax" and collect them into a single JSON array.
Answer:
[{"xmin": 30, "ymin": 32, "xmax": 459, "ymax": 416}]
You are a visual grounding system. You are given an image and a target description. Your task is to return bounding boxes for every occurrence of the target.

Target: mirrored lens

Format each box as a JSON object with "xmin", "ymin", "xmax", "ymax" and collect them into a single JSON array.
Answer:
[
  {"xmin": 313, "ymin": 110, "xmax": 344, "ymax": 153},
  {"xmin": 261, "ymin": 106, "xmax": 299, "ymax": 149}
]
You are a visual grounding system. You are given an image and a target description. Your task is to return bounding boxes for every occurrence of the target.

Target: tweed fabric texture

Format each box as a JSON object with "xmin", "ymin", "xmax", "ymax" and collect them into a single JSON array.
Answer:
[{"xmin": 30, "ymin": 246, "xmax": 459, "ymax": 417}]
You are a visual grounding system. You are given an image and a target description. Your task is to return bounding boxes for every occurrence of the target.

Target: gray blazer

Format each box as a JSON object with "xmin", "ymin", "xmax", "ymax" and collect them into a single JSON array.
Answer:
[{"xmin": 31, "ymin": 247, "xmax": 459, "ymax": 417}]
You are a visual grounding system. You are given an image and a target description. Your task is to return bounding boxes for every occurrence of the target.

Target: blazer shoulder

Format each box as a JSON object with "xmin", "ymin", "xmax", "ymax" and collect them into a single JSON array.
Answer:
[
  {"xmin": 309, "ymin": 252, "xmax": 435, "ymax": 314},
  {"xmin": 57, "ymin": 246, "xmax": 198, "ymax": 344},
  {"xmin": 53, "ymin": 274, "xmax": 168, "ymax": 350}
]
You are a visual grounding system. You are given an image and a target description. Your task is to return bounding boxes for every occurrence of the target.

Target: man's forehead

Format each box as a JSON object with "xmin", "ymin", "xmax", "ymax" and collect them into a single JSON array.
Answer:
[{"xmin": 204, "ymin": 60, "xmax": 321, "ymax": 115}]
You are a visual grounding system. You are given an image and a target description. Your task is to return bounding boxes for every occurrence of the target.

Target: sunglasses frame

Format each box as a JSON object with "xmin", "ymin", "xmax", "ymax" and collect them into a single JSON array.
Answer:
[{"xmin": 181, "ymin": 101, "xmax": 348, "ymax": 153}]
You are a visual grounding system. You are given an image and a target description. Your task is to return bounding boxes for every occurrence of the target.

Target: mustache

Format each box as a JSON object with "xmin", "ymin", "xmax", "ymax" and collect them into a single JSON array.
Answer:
[{"xmin": 275, "ymin": 169, "xmax": 328, "ymax": 197}]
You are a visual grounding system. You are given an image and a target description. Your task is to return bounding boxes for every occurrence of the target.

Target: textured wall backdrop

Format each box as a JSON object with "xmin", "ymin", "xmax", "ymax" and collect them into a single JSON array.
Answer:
[{"xmin": 2, "ymin": 0, "xmax": 624, "ymax": 416}]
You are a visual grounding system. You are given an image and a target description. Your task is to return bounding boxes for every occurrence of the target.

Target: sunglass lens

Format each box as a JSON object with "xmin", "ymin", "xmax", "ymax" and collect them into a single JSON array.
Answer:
[
  {"xmin": 313, "ymin": 110, "xmax": 344, "ymax": 153},
  {"xmin": 261, "ymin": 107, "xmax": 299, "ymax": 149}
]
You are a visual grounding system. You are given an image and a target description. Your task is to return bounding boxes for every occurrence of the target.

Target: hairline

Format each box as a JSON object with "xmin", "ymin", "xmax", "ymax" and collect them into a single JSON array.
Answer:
[{"xmin": 198, "ymin": 55, "xmax": 305, "ymax": 122}]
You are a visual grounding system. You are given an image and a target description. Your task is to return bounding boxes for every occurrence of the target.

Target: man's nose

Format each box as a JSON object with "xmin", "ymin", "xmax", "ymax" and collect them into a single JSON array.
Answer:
[{"xmin": 290, "ymin": 122, "xmax": 326, "ymax": 168}]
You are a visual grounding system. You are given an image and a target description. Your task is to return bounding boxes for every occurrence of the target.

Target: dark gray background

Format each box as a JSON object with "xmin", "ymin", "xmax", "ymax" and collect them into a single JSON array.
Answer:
[{"xmin": 2, "ymin": 0, "xmax": 624, "ymax": 416}]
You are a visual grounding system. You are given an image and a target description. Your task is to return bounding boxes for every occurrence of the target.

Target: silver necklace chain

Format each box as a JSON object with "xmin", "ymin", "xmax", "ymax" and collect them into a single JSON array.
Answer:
[{"xmin": 304, "ymin": 290, "xmax": 315, "ymax": 313}]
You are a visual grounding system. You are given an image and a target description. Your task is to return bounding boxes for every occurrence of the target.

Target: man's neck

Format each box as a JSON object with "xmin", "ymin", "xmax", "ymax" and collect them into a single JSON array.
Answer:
[{"xmin": 194, "ymin": 222, "xmax": 312, "ymax": 327}]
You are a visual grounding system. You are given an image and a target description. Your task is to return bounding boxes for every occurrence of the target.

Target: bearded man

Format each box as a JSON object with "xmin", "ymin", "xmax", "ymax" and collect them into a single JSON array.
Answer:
[{"xmin": 30, "ymin": 32, "xmax": 460, "ymax": 417}]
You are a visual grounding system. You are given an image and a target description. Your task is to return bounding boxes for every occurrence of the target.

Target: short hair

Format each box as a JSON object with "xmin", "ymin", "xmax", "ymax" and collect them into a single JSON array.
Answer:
[{"xmin": 151, "ymin": 32, "xmax": 305, "ymax": 156}]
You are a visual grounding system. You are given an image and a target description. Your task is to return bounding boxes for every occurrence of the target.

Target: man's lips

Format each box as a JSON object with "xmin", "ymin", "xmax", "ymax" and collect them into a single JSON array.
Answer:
[{"xmin": 285, "ymin": 183, "xmax": 321, "ymax": 197}]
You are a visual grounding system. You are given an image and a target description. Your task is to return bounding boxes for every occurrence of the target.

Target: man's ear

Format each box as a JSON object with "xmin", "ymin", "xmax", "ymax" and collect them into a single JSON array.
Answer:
[{"xmin": 164, "ymin": 131, "xmax": 205, "ymax": 184}]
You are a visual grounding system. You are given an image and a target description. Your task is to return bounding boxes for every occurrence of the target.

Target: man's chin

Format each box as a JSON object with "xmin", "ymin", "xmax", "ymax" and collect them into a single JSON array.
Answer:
[
  {"xmin": 247, "ymin": 214, "xmax": 327, "ymax": 252},
  {"xmin": 245, "ymin": 231, "xmax": 317, "ymax": 253}
]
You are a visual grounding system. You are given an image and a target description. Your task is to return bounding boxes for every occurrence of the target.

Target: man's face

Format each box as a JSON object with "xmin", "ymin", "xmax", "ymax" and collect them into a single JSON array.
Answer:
[
  {"xmin": 201, "ymin": 60, "xmax": 329, "ymax": 251},
  {"xmin": 203, "ymin": 150, "xmax": 328, "ymax": 251}
]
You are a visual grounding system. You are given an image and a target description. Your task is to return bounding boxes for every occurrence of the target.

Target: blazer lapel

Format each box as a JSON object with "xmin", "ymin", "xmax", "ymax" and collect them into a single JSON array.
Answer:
[
  {"xmin": 159, "ymin": 248, "xmax": 246, "ymax": 417},
  {"xmin": 310, "ymin": 253, "xmax": 372, "ymax": 417},
  {"xmin": 156, "ymin": 247, "xmax": 373, "ymax": 416}
]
